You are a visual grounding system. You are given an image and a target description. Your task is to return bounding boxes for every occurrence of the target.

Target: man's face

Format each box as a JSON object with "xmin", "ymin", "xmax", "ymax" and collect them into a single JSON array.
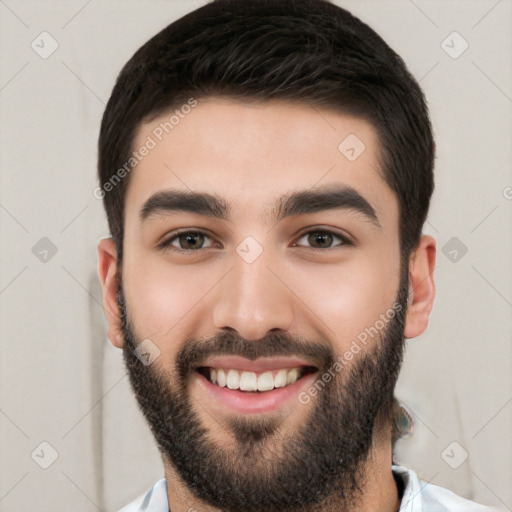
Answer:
[{"xmin": 118, "ymin": 99, "xmax": 406, "ymax": 510}]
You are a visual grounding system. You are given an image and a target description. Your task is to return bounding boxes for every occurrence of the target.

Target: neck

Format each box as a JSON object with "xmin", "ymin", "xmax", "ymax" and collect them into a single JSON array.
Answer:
[{"xmin": 161, "ymin": 433, "xmax": 400, "ymax": 512}]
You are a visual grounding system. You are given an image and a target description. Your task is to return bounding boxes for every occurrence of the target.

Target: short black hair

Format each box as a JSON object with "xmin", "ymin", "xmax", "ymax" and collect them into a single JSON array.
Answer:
[{"xmin": 98, "ymin": 0, "xmax": 435, "ymax": 268}]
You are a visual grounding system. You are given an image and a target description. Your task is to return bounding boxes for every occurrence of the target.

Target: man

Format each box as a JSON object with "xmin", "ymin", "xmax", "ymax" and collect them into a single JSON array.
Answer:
[{"xmin": 96, "ymin": 1, "xmax": 498, "ymax": 510}]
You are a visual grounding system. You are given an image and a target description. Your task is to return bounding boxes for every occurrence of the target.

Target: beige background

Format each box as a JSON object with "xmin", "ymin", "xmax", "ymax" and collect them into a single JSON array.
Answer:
[{"xmin": 0, "ymin": 1, "xmax": 511, "ymax": 511}]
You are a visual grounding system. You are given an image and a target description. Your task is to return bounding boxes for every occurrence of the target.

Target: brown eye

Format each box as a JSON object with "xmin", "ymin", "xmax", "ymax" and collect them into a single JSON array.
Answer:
[
  {"xmin": 160, "ymin": 231, "xmax": 214, "ymax": 251},
  {"xmin": 308, "ymin": 231, "xmax": 334, "ymax": 248},
  {"xmin": 295, "ymin": 229, "xmax": 352, "ymax": 249},
  {"xmin": 178, "ymin": 232, "xmax": 206, "ymax": 250}
]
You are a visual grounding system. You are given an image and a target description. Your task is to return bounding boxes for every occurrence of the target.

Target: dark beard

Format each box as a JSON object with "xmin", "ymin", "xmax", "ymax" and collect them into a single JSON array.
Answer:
[{"xmin": 119, "ymin": 267, "xmax": 409, "ymax": 512}]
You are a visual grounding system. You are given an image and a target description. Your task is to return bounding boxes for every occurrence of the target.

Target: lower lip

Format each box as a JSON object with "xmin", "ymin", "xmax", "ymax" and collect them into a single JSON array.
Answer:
[{"xmin": 195, "ymin": 371, "xmax": 318, "ymax": 414}]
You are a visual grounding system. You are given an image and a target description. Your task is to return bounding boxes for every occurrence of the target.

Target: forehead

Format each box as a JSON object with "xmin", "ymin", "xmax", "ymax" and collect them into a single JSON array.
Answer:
[{"xmin": 125, "ymin": 98, "xmax": 397, "ymax": 228}]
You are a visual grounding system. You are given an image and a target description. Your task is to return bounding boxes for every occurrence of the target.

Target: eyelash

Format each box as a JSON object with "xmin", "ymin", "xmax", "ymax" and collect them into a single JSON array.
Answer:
[{"xmin": 158, "ymin": 228, "xmax": 354, "ymax": 252}]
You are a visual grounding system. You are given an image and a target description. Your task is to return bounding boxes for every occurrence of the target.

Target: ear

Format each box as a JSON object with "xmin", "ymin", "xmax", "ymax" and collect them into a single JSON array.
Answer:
[
  {"xmin": 97, "ymin": 237, "xmax": 124, "ymax": 348},
  {"xmin": 404, "ymin": 234, "xmax": 436, "ymax": 339}
]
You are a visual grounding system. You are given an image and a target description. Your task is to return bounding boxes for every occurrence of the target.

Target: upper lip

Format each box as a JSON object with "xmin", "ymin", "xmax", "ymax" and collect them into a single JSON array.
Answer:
[{"xmin": 198, "ymin": 356, "xmax": 318, "ymax": 373}]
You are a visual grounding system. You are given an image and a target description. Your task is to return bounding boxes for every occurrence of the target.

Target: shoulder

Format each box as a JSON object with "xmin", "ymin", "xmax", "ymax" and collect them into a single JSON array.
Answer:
[
  {"xmin": 117, "ymin": 478, "xmax": 168, "ymax": 512},
  {"xmin": 393, "ymin": 465, "xmax": 500, "ymax": 512}
]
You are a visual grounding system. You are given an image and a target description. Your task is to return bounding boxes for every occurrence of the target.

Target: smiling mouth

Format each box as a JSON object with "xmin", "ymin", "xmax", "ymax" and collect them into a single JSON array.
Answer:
[{"xmin": 196, "ymin": 365, "xmax": 317, "ymax": 392}]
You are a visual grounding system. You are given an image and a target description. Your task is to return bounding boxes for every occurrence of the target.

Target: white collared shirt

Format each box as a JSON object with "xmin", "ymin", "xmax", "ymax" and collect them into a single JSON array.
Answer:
[{"xmin": 118, "ymin": 465, "xmax": 500, "ymax": 511}]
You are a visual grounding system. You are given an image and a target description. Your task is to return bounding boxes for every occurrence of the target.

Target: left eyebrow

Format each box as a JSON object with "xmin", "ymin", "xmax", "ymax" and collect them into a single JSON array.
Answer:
[{"xmin": 139, "ymin": 185, "xmax": 382, "ymax": 229}]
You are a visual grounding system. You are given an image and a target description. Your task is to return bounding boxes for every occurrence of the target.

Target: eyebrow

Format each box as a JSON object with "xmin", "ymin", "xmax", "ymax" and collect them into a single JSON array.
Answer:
[{"xmin": 139, "ymin": 185, "xmax": 382, "ymax": 229}]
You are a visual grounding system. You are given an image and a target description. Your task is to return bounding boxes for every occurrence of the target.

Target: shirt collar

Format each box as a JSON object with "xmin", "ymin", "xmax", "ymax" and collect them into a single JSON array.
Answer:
[{"xmin": 393, "ymin": 464, "xmax": 423, "ymax": 512}]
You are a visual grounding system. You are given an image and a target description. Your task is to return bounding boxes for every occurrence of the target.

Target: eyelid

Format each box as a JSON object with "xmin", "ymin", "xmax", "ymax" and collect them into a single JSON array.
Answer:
[
  {"xmin": 158, "ymin": 226, "xmax": 354, "ymax": 252},
  {"xmin": 293, "ymin": 227, "xmax": 354, "ymax": 249},
  {"xmin": 157, "ymin": 228, "xmax": 217, "ymax": 251}
]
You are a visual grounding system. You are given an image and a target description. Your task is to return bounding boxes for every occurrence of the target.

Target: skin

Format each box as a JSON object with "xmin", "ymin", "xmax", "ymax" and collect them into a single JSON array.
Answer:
[{"xmin": 98, "ymin": 98, "xmax": 436, "ymax": 511}]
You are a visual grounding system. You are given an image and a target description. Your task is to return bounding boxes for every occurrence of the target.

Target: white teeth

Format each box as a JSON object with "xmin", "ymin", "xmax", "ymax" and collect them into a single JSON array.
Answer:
[
  {"xmin": 286, "ymin": 368, "xmax": 300, "ymax": 385},
  {"xmin": 257, "ymin": 371, "xmax": 274, "ymax": 392},
  {"xmin": 217, "ymin": 369, "xmax": 227, "ymax": 387},
  {"xmin": 227, "ymin": 369, "xmax": 240, "ymax": 390},
  {"xmin": 274, "ymin": 369, "xmax": 288, "ymax": 388},
  {"xmin": 240, "ymin": 371, "xmax": 258, "ymax": 391},
  {"xmin": 207, "ymin": 367, "xmax": 305, "ymax": 391}
]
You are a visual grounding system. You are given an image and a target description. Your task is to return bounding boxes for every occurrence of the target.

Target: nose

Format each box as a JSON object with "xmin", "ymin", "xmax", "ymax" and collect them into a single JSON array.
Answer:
[{"xmin": 212, "ymin": 246, "xmax": 295, "ymax": 341}]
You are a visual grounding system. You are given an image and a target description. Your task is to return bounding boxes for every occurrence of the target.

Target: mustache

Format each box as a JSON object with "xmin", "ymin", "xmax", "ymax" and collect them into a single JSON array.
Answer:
[{"xmin": 176, "ymin": 330, "xmax": 334, "ymax": 380}]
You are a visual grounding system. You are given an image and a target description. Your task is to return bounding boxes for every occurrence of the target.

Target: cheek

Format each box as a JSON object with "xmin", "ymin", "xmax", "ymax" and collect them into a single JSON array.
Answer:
[
  {"xmin": 292, "ymin": 255, "xmax": 398, "ymax": 350},
  {"xmin": 122, "ymin": 254, "xmax": 218, "ymax": 354},
  {"xmin": 123, "ymin": 257, "xmax": 182, "ymax": 328}
]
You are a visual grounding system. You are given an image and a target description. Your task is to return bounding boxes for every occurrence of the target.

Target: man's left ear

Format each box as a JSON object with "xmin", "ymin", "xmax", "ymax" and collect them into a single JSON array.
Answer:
[{"xmin": 404, "ymin": 234, "xmax": 436, "ymax": 339}]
